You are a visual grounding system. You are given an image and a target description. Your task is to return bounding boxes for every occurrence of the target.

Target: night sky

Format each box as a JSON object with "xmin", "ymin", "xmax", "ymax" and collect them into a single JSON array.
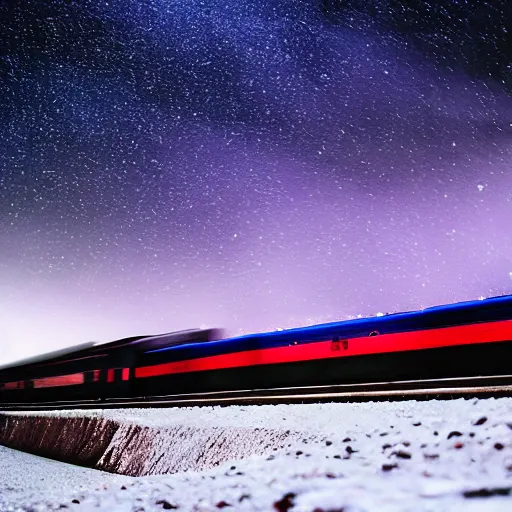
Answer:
[{"xmin": 1, "ymin": 0, "xmax": 512, "ymax": 363}]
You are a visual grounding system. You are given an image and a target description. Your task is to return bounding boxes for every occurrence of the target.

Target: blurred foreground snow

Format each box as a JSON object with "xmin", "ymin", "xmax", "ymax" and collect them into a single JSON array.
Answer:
[{"xmin": 2, "ymin": 398, "xmax": 512, "ymax": 511}]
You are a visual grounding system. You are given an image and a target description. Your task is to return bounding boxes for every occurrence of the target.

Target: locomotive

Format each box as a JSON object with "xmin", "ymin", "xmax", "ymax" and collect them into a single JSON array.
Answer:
[{"xmin": 1, "ymin": 295, "xmax": 512, "ymax": 404}]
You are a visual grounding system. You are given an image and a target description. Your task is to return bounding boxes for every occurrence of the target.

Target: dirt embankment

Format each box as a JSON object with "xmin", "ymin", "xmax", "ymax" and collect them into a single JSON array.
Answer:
[{"xmin": 0, "ymin": 412, "xmax": 314, "ymax": 477}]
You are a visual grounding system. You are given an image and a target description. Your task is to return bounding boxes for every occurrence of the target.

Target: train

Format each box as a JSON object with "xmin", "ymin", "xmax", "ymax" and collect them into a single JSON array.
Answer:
[{"xmin": 1, "ymin": 294, "xmax": 512, "ymax": 404}]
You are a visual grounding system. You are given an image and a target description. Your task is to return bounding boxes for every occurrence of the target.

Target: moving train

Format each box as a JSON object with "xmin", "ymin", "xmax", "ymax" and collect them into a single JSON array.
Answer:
[{"xmin": 1, "ymin": 295, "xmax": 512, "ymax": 404}]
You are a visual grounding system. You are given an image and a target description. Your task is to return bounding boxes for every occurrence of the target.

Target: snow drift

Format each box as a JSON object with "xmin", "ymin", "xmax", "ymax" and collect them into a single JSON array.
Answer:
[{"xmin": 0, "ymin": 411, "xmax": 315, "ymax": 476}]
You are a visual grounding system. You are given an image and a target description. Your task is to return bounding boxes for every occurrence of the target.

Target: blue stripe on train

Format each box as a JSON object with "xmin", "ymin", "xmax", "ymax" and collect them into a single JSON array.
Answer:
[{"xmin": 144, "ymin": 295, "xmax": 512, "ymax": 362}]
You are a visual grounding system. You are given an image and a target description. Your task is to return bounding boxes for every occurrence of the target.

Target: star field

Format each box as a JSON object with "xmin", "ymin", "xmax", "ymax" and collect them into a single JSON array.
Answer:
[{"xmin": 1, "ymin": 0, "xmax": 511, "ymax": 362}]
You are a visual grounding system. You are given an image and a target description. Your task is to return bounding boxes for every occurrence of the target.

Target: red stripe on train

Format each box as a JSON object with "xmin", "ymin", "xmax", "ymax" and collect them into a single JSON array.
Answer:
[
  {"xmin": 2, "ymin": 381, "xmax": 24, "ymax": 390},
  {"xmin": 135, "ymin": 319, "xmax": 512, "ymax": 379},
  {"xmin": 106, "ymin": 368, "xmax": 130, "ymax": 383},
  {"xmin": 32, "ymin": 373, "xmax": 85, "ymax": 388}
]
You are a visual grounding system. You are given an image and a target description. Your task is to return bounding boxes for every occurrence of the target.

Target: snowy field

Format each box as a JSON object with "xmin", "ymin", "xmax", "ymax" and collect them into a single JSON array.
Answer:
[
  {"xmin": 0, "ymin": 445, "xmax": 130, "ymax": 511},
  {"xmin": 2, "ymin": 398, "xmax": 512, "ymax": 511}
]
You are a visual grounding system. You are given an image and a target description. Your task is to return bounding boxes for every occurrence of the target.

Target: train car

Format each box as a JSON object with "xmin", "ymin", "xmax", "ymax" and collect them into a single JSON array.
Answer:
[
  {"xmin": 0, "ymin": 329, "xmax": 220, "ymax": 403},
  {"xmin": 0, "ymin": 296, "xmax": 511, "ymax": 404},
  {"xmin": 0, "ymin": 342, "xmax": 103, "ymax": 403},
  {"xmin": 132, "ymin": 295, "xmax": 512, "ymax": 397}
]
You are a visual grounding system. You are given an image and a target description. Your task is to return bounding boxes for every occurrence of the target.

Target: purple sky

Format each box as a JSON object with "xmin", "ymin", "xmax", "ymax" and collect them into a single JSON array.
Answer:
[{"xmin": 1, "ymin": 1, "xmax": 511, "ymax": 363}]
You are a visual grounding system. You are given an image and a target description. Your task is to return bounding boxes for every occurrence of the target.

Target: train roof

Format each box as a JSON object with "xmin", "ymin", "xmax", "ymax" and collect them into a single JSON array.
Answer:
[
  {"xmin": 129, "ymin": 328, "xmax": 223, "ymax": 351},
  {"xmin": 0, "ymin": 329, "xmax": 222, "ymax": 372},
  {"xmin": 147, "ymin": 294, "xmax": 512, "ymax": 354},
  {"xmin": 89, "ymin": 328, "xmax": 221, "ymax": 352},
  {"xmin": 2, "ymin": 295, "xmax": 510, "ymax": 368},
  {"xmin": 0, "ymin": 342, "xmax": 96, "ymax": 372}
]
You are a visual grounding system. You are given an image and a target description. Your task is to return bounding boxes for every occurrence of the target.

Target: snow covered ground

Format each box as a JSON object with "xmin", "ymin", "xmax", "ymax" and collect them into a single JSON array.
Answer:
[
  {"xmin": 2, "ymin": 398, "xmax": 512, "ymax": 511},
  {"xmin": 0, "ymin": 445, "xmax": 130, "ymax": 511}
]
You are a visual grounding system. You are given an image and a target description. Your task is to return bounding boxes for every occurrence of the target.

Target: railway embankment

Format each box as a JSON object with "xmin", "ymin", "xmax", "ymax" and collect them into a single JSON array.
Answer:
[
  {"xmin": 0, "ymin": 410, "xmax": 318, "ymax": 476},
  {"xmin": 2, "ymin": 400, "xmax": 512, "ymax": 511}
]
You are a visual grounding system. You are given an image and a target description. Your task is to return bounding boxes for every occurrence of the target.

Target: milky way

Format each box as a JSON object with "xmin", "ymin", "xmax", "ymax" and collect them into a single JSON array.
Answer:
[{"xmin": 1, "ymin": 1, "xmax": 512, "ymax": 362}]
